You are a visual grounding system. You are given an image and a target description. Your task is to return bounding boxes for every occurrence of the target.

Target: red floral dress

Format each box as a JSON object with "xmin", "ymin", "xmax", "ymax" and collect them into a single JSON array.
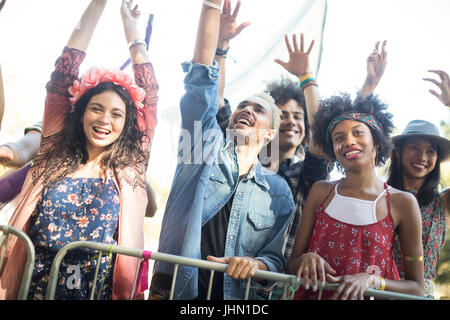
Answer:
[
  {"xmin": 394, "ymin": 191, "xmax": 447, "ymax": 281},
  {"xmin": 294, "ymin": 182, "xmax": 400, "ymax": 300}
]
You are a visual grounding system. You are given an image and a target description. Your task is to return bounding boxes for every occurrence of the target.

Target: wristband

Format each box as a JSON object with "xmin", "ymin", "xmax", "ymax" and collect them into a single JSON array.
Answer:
[
  {"xmin": 215, "ymin": 47, "xmax": 229, "ymax": 58},
  {"xmin": 128, "ymin": 39, "xmax": 147, "ymax": 50},
  {"xmin": 301, "ymin": 81, "xmax": 318, "ymax": 91},
  {"xmin": 380, "ymin": 277, "xmax": 386, "ymax": 291},
  {"xmin": 299, "ymin": 73, "xmax": 313, "ymax": 82},
  {"xmin": 300, "ymin": 77, "xmax": 315, "ymax": 87},
  {"xmin": 203, "ymin": 0, "xmax": 222, "ymax": 10}
]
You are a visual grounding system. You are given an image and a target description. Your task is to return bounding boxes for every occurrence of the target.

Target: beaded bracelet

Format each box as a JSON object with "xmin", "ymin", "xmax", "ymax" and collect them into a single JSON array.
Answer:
[
  {"xmin": 301, "ymin": 80, "xmax": 318, "ymax": 92},
  {"xmin": 215, "ymin": 47, "xmax": 229, "ymax": 58}
]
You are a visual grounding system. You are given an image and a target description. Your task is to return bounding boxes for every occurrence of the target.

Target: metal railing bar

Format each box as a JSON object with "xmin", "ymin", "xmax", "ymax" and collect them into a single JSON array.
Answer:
[
  {"xmin": 130, "ymin": 257, "xmax": 142, "ymax": 300},
  {"xmin": 169, "ymin": 264, "xmax": 179, "ymax": 300},
  {"xmin": 244, "ymin": 278, "xmax": 251, "ymax": 300},
  {"xmin": 283, "ymin": 283, "xmax": 289, "ymax": 300},
  {"xmin": 0, "ymin": 232, "xmax": 8, "ymax": 271},
  {"xmin": 207, "ymin": 270, "xmax": 215, "ymax": 300},
  {"xmin": 43, "ymin": 241, "xmax": 431, "ymax": 301},
  {"xmin": 90, "ymin": 252, "xmax": 103, "ymax": 300},
  {"xmin": 0, "ymin": 225, "xmax": 36, "ymax": 300}
]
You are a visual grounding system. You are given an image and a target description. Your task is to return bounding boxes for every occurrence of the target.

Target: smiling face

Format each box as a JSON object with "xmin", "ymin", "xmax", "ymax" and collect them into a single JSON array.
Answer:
[
  {"xmin": 228, "ymin": 100, "xmax": 275, "ymax": 145},
  {"xmin": 278, "ymin": 99, "xmax": 306, "ymax": 151},
  {"xmin": 82, "ymin": 90, "xmax": 127, "ymax": 157},
  {"xmin": 331, "ymin": 119, "xmax": 377, "ymax": 170},
  {"xmin": 399, "ymin": 137, "xmax": 438, "ymax": 181}
]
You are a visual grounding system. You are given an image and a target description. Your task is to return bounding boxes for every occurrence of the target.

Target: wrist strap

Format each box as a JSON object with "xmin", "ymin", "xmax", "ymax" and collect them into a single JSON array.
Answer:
[
  {"xmin": 299, "ymin": 73, "xmax": 313, "ymax": 82},
  {"xmin": 128, "ymin": 39, "xmax": 147, "ymax": 50},
  {"xmin": 215, "ymin": 46, "xmax": 230, "ymax": 57},
  {"xmin": 203, "ymin": 0, "xmax": 222, "ymax": 10},
  {"xmin": 380, "ymin": 277, "xmax": 386, "ymax": 291}
]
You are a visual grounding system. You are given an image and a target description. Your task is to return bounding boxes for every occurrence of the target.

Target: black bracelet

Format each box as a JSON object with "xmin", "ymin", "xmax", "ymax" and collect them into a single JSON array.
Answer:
[{"xmin": 215, "ymin": 47, "xmax": 230, "ymax": 58}]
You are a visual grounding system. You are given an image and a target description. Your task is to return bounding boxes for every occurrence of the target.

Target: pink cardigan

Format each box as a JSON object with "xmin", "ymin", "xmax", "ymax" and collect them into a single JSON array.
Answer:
[{"xmin": 0, "ymin": 47, "xmax": 158, "ymax": 300}]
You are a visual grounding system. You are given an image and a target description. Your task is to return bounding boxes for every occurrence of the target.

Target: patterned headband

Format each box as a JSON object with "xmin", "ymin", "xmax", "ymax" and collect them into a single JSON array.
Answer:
[{"xmin": 326, "ymin": 112, "xmax": 383, "ymax": 143}]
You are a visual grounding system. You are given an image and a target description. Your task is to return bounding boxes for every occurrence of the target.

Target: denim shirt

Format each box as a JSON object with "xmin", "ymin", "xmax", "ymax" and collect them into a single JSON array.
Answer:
[{"xmin": 154, "ymin": 61, "xmax": 295, "ymax": 300}]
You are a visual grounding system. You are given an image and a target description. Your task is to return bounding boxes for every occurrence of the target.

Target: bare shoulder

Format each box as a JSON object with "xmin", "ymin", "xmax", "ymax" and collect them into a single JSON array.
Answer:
[
  {"xmin": 389, "ymin": 186, "xmax": 418, "ymax": 208},
  {"xmin": 439, "ymin": 188, "xmax": 450, "ymax": 217},
  {"xmin": 307, "ymin": 180, "xmax": 336, "ymax": 204},
  {"xmin": 439, "ymin": 188, "xmax": 450, "ymax": 202},
  {"xmin": 310, "ymin": 180, "xmax": 336, "ymax": 195},
  {"xmin": 388, "ymin": 186, "xmax": 421, "ymax": 225}
]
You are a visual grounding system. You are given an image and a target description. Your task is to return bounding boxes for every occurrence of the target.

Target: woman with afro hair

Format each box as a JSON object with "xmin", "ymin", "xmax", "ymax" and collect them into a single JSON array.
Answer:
[{"xmin": 287, "ymin": 93, "xmax": 425, "ymax": 300}]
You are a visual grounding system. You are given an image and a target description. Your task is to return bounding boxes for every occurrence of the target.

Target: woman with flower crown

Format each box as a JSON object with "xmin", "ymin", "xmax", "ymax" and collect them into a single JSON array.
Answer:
[{"xmin": 0, "ymin": 0, "xmax": 158, "ymax": 300}]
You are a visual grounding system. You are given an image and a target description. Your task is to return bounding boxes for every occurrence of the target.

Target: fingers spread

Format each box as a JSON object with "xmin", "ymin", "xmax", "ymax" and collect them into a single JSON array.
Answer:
[
  {"xmin": 306, "ymin": 39, "xmax": 315, "ymax": 55},
  {"xmin": 284, "ymin": 35, "xmax": 293, "ymax": 54}
]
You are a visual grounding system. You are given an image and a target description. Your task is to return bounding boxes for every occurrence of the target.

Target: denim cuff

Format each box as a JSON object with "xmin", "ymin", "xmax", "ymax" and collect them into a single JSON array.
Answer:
[
  {"xmin": 181, "ymin": 60, "xmax": 220, "ymax": 81},
  {"xmin": 256, "ymin": 257, "xmax": 280, "ymax": 273}
]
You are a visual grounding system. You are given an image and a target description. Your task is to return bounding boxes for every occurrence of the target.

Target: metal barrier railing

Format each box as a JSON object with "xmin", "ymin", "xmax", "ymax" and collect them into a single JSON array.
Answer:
[
  {"xmin": 45, "ymin": 241, "xmax": 144, "ymax": 300},
  {"xmin": 44, "ymin": 241, "xmax": 430, "ymax": 300},
  {"xmin": 0, "ymin": 224, "xmax": 36, "ymax": 300}
]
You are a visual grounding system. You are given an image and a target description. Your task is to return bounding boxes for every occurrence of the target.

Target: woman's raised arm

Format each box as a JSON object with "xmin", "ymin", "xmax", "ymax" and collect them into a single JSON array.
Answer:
[{"xmin": 66, "ymin": 0, "xmax": 107, "ymax": 52}]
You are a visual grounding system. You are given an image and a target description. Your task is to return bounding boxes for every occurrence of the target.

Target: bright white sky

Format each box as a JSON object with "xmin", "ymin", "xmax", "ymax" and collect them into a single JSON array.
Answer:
[{"xmin": 1, "ymin": 0, "xmax": 449, "ymax": 191}]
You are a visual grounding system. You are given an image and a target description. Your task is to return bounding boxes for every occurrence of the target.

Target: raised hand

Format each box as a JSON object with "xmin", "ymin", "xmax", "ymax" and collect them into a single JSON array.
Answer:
[
  {"xmin": 366, "ymin": 41, "xmax": 387, "ymax": 84},
  {"xmin": 121, "ymin": 0, "xmax": 141, "ymax": 26},
  {"xmin": 120, "ymin": 0, "xmax": 149, "ymax": 65},
  {"xmin": 423, "ymin": 70, "xmax": 450, "ymax": 107},
  {"xmin": 219, "ymin": 0, "xmax": 250, "ymax": 43},
  {"xmin": 274, "ymin": 33, "xmax": 315, "ymax": 77},
  {"xmin": 361, "ymin": 40, "xmax": 387, "ymax": 97}
]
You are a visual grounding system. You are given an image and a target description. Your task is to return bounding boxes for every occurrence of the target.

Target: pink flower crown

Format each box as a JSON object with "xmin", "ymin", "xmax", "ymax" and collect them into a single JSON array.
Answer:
[{"xmin": 68, "ymin": 67, "xmax": 146, "ymax": 110}]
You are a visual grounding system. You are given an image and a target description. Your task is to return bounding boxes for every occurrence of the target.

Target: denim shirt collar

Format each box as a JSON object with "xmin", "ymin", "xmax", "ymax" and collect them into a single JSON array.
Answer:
[{"xmin": 225, "ymin": 139, "xmax": 271, "ymax": 191}]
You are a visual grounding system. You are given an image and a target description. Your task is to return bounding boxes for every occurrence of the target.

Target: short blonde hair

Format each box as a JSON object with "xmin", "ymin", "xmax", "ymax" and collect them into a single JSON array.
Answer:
[{"xmin": 245, "ymin": 92, "xmax": 281, "ymax": 130}]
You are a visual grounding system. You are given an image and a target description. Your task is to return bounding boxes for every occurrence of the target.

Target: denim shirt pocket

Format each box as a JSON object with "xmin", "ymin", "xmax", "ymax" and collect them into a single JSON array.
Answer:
[
  {"xmin": 202, "ymin": 165, "xmax": 231, "ymax": 221},
  {"xmin": 241, "ymin": 211, "xmax": 275, "ymax": 254},
  {"xmin": 208, "ymin": 166, "xmax": 227, "ymax": 184}
]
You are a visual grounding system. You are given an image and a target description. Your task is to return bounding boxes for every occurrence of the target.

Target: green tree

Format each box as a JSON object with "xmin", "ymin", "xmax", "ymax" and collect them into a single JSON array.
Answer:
[{"xmin": 436, "ymin": 120, "xmax": 450, "ymax": 285}]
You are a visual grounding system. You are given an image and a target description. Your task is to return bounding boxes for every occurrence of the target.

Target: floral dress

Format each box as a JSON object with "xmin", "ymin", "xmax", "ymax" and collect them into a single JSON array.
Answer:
[
  {"xmin": 27, "ymin": 177, "xmax": 120, "ymax": 300},
  {"xmin": 394, "ymin": 191, "xmax": 447, "ymax": 297},
  {"xmin": 294, "ymin": 182, "xmax": 399, "ymax": 300}
]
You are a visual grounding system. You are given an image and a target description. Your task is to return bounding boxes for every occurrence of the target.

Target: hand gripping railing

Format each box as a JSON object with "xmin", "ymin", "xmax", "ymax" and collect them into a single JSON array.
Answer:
[
  {"xmin": 0, "ymin": 224, "xmax": 36, "ymax": 300},
  {"xmin": 44, "ymin": 241, "xmax": 430, "ymax": 300}
]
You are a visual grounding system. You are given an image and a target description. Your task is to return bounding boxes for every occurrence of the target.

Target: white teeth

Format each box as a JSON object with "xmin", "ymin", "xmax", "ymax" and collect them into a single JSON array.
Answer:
[
  {"xmin": 237, "ymin": 118, "xmax": 251, "ymax": 126},
  {"xmin": 412, "ymin": 163, "xmax": 426, "ymax": 169},
  {"xmin": 94, "ymin": 127, "xmax": 110, "ymax": 134},
  {"xmin": 345, "ymin": 150, "xmax": 360, "ymax": 156}
]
